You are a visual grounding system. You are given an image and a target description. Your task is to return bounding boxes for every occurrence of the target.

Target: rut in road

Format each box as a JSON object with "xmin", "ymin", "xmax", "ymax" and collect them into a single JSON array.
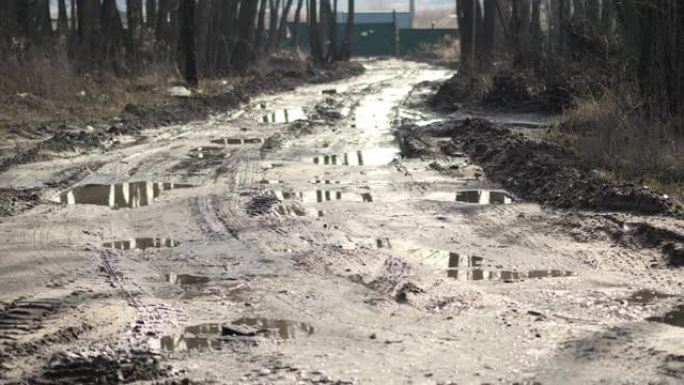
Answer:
[{"xmin": 0, "ymin": 60, "xmax": 682, "ymax": 385}]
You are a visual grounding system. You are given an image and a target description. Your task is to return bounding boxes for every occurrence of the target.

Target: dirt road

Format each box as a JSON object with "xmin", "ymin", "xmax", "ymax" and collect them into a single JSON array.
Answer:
[{"xmin": 1, "ymin": 59, "xmax": 682, "ymax": 385}]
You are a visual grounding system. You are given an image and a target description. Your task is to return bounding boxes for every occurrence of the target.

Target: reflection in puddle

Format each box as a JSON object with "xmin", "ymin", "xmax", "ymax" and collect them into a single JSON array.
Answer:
[
  {"xmin": 211, "ymin": 138, "xmax": 264, "ymax": 145},
  {"xmin": 165, "ymin": 273, "xmax": 210, "ymax": 286},
  {"xmin": 159, "ymin": 318, "xmax": 314, "ymax": 351},
  {"xmin": 627, "ymin": 290, "xmax": 674, "ymax": 305},
  {"xmin": 55, "ymin": 182, "xmax": 194, "ymax": 209},
  {"xmin": 274, "ymin": 204, "xmax": 308, "ymax": 217},
  {"xmin": 188, "ymin": 146, "xmax": 229, "ymax": 159},
  {"xmin": 312, "ymin": 148, "xmax": 399, "ymax": 166},
  {"xmin": 231, "ymin": 318, "xmax": 315, "ymax": 339},
  {"xmin": 259, "ymin": 108, "xmax": 306, "ymax": 123},
  {"xmin": 180, "ymin": 284, "xmax": 246, "ymax": 301},
  {"xmin": 271, "ymin": 190, "xmax": 374, "ymax": 203},
  {"xmin": 647, "ymin": 305, "xmax": 684, "ymax": 328},
  {"xmin": 103, "ymin": 238, "xmax": 180, "ymax": 250},
  {"xmin": 447, "ymin": 269, "xmax": 574, "ymax": 281},
  {"xmin": 456, "ymin": 190, "xmax": 514, "ymax": 205}
]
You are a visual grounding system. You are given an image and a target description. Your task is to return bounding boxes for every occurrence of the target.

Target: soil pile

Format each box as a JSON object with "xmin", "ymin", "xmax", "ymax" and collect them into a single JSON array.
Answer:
[{"xmin": 410, "ymin": 118, "xmax": 681, "ymax": 216}]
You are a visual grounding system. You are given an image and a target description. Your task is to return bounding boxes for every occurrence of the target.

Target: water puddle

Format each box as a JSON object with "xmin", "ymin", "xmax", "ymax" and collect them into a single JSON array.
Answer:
[
  {"xmin": 456, "ymin": 190, "xmax": 514, "ymax": 205},
  {"xmin": 627, "ymin": 290, "xmax": 674, "ymax": 305},
  {"xmin": 271, "ymin": 190, "xmax": 373, "ymax": 203},
  {"xmin": 311, "ymin": 148, "xmax": 399, "ymax": 167},
  {"xmin": 647, "ymin": 305, "xmax": 684, "ymax": 328},
  {"xmin": 159, "ymin": 318, "xmax": 314, "ymax": 352},
  {"xmin": 447, "ymin": 269, "xmax": 574, "ymax": 281},
  {"xmin": 375, "ymin": 238, "xmax": 483, "ymax": 267},
  {"xmin": 187, "ymin": 146, "xmax": 229, "ymax": 160},
  {"xmin": 230, "ymin": 318, "xmax": 315, "ymax": 339},
  {"xmin": 165, "ymin": 273, "xmax": 210, "ymax": 286},
  {"xmin": 259, "ymin": 108, "xmax": 307, "ymax": 124},
  {"xmin": 103, "ymin": 238, "xmax": 180, "ymax": 250},
  {"xmin": 55, "ymin": 182, "xmax": 194, "ymax": 209},
  {"xmin": 211, "ymin": 138, "xmax": 264, "ymax": 145},
  {"xmin": 180, "ymin": 284, "xmax": 246, "ymax": 301}
]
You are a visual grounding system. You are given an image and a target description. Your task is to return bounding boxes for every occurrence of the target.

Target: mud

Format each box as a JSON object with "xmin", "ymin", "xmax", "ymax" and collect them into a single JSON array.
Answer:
[
  {"xmin": 403, "ymin": 118, "xmax": 680, "ymax": 215},
  {"xmin": 648, "ymin": 305, "xmax": 684, "ymax": 328},
  {"xmin": 103, "ymin": 238, "xmax": 180, "ymax": 250},
  {"xmin": 0, "ymin": 187, "xmax": 41, "ymax": 218}
]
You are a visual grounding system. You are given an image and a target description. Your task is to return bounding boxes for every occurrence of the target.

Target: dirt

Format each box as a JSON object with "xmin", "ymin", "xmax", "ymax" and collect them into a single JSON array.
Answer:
[{"xmin": 1, "ymin": 59, "xmax": 683, "ymax": 385}]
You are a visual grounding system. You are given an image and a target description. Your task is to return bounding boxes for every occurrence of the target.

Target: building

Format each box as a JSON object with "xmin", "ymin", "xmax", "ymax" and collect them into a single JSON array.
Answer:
[{"xmin": 336, "ymin": 12, "xmax": 414, "ymax": 30}]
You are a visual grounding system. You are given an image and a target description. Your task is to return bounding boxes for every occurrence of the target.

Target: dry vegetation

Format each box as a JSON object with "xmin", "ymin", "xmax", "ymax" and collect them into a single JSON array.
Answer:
[{"xmin": 552, "ymin": 91, "xmax": 684, "ymax": 201}]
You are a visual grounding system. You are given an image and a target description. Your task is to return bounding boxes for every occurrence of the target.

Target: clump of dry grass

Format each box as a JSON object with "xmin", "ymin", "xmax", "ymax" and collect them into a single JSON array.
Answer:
[
  {"xmin": 551, "ymin": 89, "xmax": 684, "ymax": 201},
  {"xmin": 0, "ymin": 47, "xmax": 177, "ymax": 126},
  {"xmin": 412, "ymin": 37, "xmax": 460, "ymax": 64}
]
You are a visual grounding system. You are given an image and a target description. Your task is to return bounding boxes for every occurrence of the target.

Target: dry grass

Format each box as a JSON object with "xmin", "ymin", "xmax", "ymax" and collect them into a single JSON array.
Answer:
[
  {"xmin": 551, "ymin": 90, "xmax": 684, "ymax": 201},
  {"xmin": 0, "ymin": 47, "xmax": 178, "ymax": 127}
]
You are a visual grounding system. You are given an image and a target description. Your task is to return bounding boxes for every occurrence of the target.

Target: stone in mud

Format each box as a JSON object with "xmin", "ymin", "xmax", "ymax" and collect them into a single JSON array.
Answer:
[{"xmin": 663, "ymin": 243, "xmax": 684, "ymax": 267}]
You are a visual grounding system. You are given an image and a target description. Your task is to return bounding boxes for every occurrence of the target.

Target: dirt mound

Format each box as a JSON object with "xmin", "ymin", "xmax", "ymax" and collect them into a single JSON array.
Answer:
[
  {"xmin": 0, "ymin": 188, "xmax": 41, "ymax": 218},
  {"xmin": 246, "ymin": 194, "xmax": 281, "ymax": 216},
  {"xmin": 415, "ymin": 118, "xmax": 680, "ymax": 216},
  {"xmin": 429, "ymin": 73, "xmax": 488, "ymax": 111}
]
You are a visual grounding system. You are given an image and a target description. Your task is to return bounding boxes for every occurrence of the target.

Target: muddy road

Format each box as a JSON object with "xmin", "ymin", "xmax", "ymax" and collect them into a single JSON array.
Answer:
[{"xmin": 1, "ymin": 60, "xmax": 682, "ymax": 385}]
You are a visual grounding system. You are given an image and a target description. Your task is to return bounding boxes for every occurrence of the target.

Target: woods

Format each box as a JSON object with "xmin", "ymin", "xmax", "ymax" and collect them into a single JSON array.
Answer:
[{"xmin": 0, "ymin": 0, "xmax": 353, "ymax": 86}]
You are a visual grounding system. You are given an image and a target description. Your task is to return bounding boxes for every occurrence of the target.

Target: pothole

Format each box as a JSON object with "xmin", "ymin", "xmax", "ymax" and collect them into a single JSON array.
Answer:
[
  {"xmin": 54, "ymin": 182, "xmax": 194, "ymax": 209},
  {"xmin": 211, "ymin": 138, "xmax": 264, "ymax": 145},
  {"xmin": 187, "ymin": 146, "xmax": 229, "ymax": 160},
  {"xmin": 159, "ymin": 318, "xmax": 314, "ymax": 352},
  {"xmin": 627, "ymin": 289, "xmax": 674, "ymax": 305},
  {"xmin": 456, "ymin": 190, "xmax": 514, "ymax": 205},
  {"xmin": 165, "ymin": 273, "xmax": 210, "ymax": 286},
  {"xmin": 271, "ymin": 190, "xmax": 374, "ymax": 203},
  {"xmin": 103, "ymin": 238, "xmax": 180, "ymax": 250},
  {"xmin": 311, "ymin": 148, "xmax": 399, "ymax": 166},
  {"xmin": 447, "ymin": 269, "xmax": 574, "ymax": 281},
  {"xmin": 647, "ymin": 305, "xmax": 684, "ymax": 328},
  {"xmin": 179, "ymin": 284, "xmax": 247, "ymax": 301},
  {"xmin": 259, "ymin": 108, "xmax": 307, "ymax": 123}
]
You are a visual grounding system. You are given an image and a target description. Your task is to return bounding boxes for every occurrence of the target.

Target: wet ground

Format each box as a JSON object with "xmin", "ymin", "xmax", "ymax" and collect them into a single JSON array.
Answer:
[{"xmin": 0, "ymin": 59, "xmax": 683, "ymax": 384}]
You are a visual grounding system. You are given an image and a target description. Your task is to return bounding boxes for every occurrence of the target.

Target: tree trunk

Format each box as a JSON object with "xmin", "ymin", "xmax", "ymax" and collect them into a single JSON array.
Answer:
[
  {"xmin": 146, "ymin": 0, "xmax": 157, "ymax": 27},
  {"xmin": 58, "ymin": 0, "xmax": 69, "ymax": 34},
  {"xmin": 292, "ymin": 0, "xmax": 304, "ymax": 48},
  {"xmin": 339, "ymin": 0, "xmax": 354, "ymax": 59},
  {"xmin": 309, "ymin": 0, "xmax": 324, "ymax": 64},
  {"xmin": 482, "ymin": 0, "xmax": 497, "ymax": 69},
  {"xmin": 276, "ymin": 0, "xmax": 295, "ymax": 50},
  {"xmin": 255, "ymin": 0, "xmax": 268, "ymax": 53},
  {"xmin": 77, "ymin": 0, "xmax": 102, "ymax": 69},
  {"xmin": 267, "ymin": 0, "xmax": 281, "ymax": 53},
  {"xmin": 102, "ymin": 0, "xmax": 126, "ymax": 70},
  {"xmin": 127, "ymin": 0, "xmax": 143, "ymax": 67},
  {"xmin": 71, "ymin": 0, "xmax": 77, "ymax": 31},
  {"xmin": 178, "ymin": 0, "xmax": 198, "ymax": 86},
  {"xmin": 231, "ymin": 0, "xmax": 259, "ymax": 73}
]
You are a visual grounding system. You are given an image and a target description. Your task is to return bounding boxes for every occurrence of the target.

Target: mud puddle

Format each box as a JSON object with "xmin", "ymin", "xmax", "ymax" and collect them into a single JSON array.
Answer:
[
  {"xmin": 447, "ymin": 269, "xmax": 574, "ymax": 281},
  {"xmin": 180, "ymin": 284, "xmax": 247, "ymax": 301},
  {"xmin": 103, "ymin": 238, "xmax": 180, "ymax": 250},
  {"xmin": 271, "ymin": 190, "xmax": 374, "ymax": 203},
  {"xmin": 627, "ymin": 290, "xmax": 674, "ymax": 305},
  {"xmin": 165, "ymin": 273, "xmax": 211, "ymax": 286},
  {"xmin": 456, "ymin": 190, "xmax": 515, "ymax": 205},
  {"xmin": 211, "ymin": 138, "xmax": 264, "ymax": 145},
  {"xmin": 259, "ymin": 108, "xmax": 307, "ymax": 124},
  {"xmin": 647, "ymin": 305, "xmax": 684, "ymax": 328},
  {"xmin": 312, "ymin": 147, "xmax": 399, "ymax": 167},
  {"xmin": 187, "ymin": 146, "xmax": 229, "ymax": 160},
  {"xmin": 54, "ymin": 182, "xmax": 194, "ymax": 209},
  {"xmin": 159, "ymin": 318, "xmax": 314, "ymax": 352}
]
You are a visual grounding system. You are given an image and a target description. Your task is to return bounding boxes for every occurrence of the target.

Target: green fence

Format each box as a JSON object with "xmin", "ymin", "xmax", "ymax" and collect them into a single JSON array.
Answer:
[
  {"xmin": 288, "ymin": 23, "xmax": 459, "ymax": 58},
  {"xmin": 399, "ymin": 29, "xmax": 460, "ymax": 56}
]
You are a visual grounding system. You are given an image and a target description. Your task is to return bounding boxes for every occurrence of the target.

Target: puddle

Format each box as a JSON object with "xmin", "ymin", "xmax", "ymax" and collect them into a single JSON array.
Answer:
[
  {"xmin": 627, "ymin": 290, "xmax": 674, "ymax": 305},
  {"xmin": 187, "ymin": 146, "xmax": 229, "ymax": 159},
  {"xmin": 259, "ymin": 108, "xmax": 306, "ymax": 123},
  {"xmin": 230, "ymin": 318, "xmax": 315, "ymax": 339},
  {"xmin": 456, "ymin": 190, "xmax": 514, "ymax": 205},
  {"xmin": 312, "ymin": 148, "xmax": 399, "ymax": 167},
  {"xmin": 375, "ymin": 238, "xmax": 484, "ymax": 267},
  {"xmin": 55, "ymin": 182, "xmax": 194, "ymax": 209},
  {"xmin": 271, "ymin": 190, "xmax": 374, "ymax": 203},
  {"xmin": 165, "ymin": 273, "xmax": 210, "ymax": 286},
  {"xmin": 274, "ymin": 204, "xmax": 308, "ymax": 217},
  {"xmin": 159, "ymin": 318, "xmax": 314, "ymax": 352},
  {"xmin": 647, "ymin": 305, "xmax": 684, "ymax": 328},
  {"xmin": 211, "ymin": 138, "xmax": 264, "ymax": 145},
  {"xmin": 180, "ymin": 284, "xmax": 246, "ymax": 301},
  {"xmin": 447, "ymin": 269, "xmax": 574, "ymax": 281},
  {"xmin": 103, "ymin": 238, "xmax": 180, "ymax": 250}
]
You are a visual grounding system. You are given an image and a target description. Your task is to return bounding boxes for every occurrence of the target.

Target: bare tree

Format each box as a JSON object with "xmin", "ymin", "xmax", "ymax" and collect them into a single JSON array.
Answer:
[{"xmin": 178, "ymin": 0, "xmax": 198, "ymax": 86}]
